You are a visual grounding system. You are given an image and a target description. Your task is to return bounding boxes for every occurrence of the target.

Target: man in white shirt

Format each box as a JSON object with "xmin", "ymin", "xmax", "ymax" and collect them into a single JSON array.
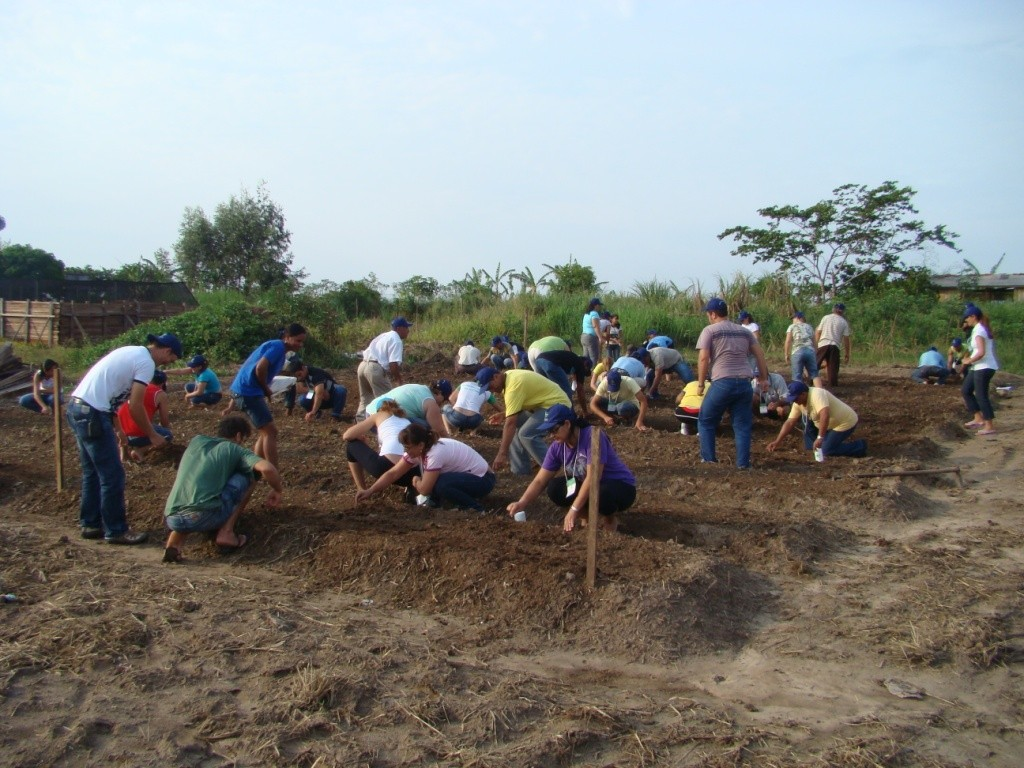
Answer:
[
  {"xmin": 815, "ymin": 303, "xmax": 852, "ymax": 386},
  {"xmin": 356, "ymin": 317, "xmax": 411, "ymax": 420},
  {"xmin": 454, "ymin": 339, "xmax": 483, "ymax": 375},
  {"xmin": 67, "ymin": 332, "xmax": 182, "ymax": 544}
]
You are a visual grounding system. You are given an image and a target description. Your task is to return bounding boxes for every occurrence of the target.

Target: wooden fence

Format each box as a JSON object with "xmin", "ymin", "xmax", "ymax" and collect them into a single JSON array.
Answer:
[{"xmin": 0, "ymin": 299, "xmax": 193, "ymax": 346}]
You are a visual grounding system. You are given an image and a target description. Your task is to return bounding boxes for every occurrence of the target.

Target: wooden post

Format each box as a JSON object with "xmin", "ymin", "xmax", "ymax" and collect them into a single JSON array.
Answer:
[
  {"xmin": 586, "ymin": 425, "xmax": 601, "ymax": 589},
  {"xmin": 54, "ymin": 367, "xmax": 64, "ymax": 492}
]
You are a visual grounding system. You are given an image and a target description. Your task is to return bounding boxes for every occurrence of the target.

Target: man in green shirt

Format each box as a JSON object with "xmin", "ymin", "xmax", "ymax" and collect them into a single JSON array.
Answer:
[{"xmin": 162, "ymin": 416, "xmax": 283, "ymax": 563}]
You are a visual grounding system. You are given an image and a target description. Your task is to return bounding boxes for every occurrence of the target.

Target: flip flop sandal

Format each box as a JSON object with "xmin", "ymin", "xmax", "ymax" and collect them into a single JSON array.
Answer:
[
  {"xmin": 977, "ymin": 429, "xmax": 997, "ymax": 436},
  {"xmin": 217, "ymin": 534, "xmax": 249, "ymax": 554},
  {"xmin": 162, "ymin": 547, "xmax": 183, "ymax": 563}
]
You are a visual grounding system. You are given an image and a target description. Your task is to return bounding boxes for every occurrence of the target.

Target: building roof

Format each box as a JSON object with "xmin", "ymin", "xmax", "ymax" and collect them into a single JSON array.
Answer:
[{"xmin": 931, "ymin": 273, "xmax": 1024, "ymax": 289}]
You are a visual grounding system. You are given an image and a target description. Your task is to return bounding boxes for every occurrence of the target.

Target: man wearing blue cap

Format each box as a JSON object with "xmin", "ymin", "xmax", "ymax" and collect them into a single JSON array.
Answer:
[
  {"xmin": 695, "ymin": 298, "xmax": 769, "ymax": 469},
  {"xmin": 589, "ymin": 369, "xmax": 650, "ymax": 430},
  {"xmin": 67, "ymin": 331, "xmax": 183, "ymax": 544},
  {"xmin": 911, "ymin": 346, "xmax": 949, "ymax": 385},
  {"xmin": 356, "ymin": 317, "xmax": 412, "ymax": 420},
  {"xmin": 767, "ymin": 381, "xmax": 867, "ymax": 458},
  {"xmin": 815, "ymin": 303, "xmax": 852, "ymax": 386}
]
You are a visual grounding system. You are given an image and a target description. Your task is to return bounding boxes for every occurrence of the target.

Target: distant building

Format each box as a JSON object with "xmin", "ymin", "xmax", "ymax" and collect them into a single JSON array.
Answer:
[{"xmin": 930, "ymin": 273, "xmax": 1024, "ymax": 303}]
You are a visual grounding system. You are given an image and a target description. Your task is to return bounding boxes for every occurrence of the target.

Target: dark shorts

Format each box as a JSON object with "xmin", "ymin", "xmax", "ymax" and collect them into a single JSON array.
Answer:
[
  {"xmin": 237, "ymin": 394, "xmax": 274, "ymax": 428},
  {"xmin": 127, "ymin": 424, "xmax": 173, "ymax": 447}
]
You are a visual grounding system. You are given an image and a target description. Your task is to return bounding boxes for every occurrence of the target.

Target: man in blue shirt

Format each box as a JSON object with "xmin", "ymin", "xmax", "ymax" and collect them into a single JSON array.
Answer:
[{"xmin": 910, "ymin": 346, "xmax": 949, "ymax": 385}]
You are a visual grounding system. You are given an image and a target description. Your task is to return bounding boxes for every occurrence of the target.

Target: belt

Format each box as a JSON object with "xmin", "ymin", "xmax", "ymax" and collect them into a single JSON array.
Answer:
[{"xmin": 364, "ymin": 359, "xmax": 381, "ymax": 365}]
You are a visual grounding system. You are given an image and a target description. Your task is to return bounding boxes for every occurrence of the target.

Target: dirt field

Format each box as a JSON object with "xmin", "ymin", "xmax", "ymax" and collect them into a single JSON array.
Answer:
[{"xmin": 1, "ymin": 354, "xmax": 1022, "ymax": 767}]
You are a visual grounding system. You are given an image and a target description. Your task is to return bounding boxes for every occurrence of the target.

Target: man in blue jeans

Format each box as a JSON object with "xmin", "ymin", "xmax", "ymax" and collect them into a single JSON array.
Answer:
[
  {"xmin": 67, "ymin": 332, "xmax": 183, "ymax": 544},
  {"xmin": 767, "ymin": 381, "xmax": 868, "ymax": 458},
  {"xmin": 695, "ymin": 298, "xmax": 769, "ymax": 469}
]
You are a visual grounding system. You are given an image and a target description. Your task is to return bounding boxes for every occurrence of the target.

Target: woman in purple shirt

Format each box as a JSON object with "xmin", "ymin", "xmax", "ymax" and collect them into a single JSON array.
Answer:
[{"xmin": 506, "ymin": 404, "xmax": 636, "ymax": 533}]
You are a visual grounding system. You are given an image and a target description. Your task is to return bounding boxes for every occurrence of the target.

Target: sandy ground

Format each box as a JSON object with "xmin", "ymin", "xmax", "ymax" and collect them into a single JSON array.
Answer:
[{"xmin": 1, "ymin": 355, "xmax": 1022, "ymax": 767}]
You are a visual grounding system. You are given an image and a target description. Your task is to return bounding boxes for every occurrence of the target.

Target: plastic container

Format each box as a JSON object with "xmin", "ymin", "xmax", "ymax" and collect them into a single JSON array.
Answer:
[
  {"xmin": 514, "ymin": 510, "xmax": 527, "ymax": 522},
  {"xmin": 814, "ymin": 448, "xmax": 825, "ymax": 463}
]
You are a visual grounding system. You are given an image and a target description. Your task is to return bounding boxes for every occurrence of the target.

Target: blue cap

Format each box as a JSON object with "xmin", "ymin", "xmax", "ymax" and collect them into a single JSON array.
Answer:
[
  {"xmin": 475, "ymin": 367, "xmax": 498, "ymax": 388},
  {"xmin": 703, "ymin": 297, "xmax": 728, "ymax": 315},
  {"xmin": 738, "ymin": 310, "xmax": 751, "ymax": 321},
  {"xmin": 589, "ymin": 297, "xmax": 603, "ymax": 308},
  {"xmin": 538, "ymin": 403, "xmax": 575, "ymax": 432},
  {"xmin": 793, "ymin": 310, "xmax": 805, "ymax": 319},
  {"xmin": 434, "ymin": 379, "xmax": 453, "ymax": 399},
  {"xmin": 186, "ymin": 354, "xmax": 207, "ymax": 368},
  {"xmin": 785, "ymin": 381, "xmax": 809, "ymax": 403},
  {"xmin": 646, "ymin": 328, "xmax": 658, "ymax": 336},
  {"xmin": 833, "ymin": 303, "xmax": 846, "ymax": 311},
  {"xmin": 491, "ymin": 335, "xmax": 503, "ymax": 346},
  {"xmin": 606, "ymin": 370, "xmax": 622, "ymax": 392},
  {"xmin": 963, "ymin": 306, "xmax": 982, "ymax": 320},
  {"xmin": 146, "ymin": 332, "xmax": 183, "ymax": 358},
  {"xmin": 951, "ymin": 337, "xmax": 962, "ymax": 347},
  {"xmin": 391, "ymin": 317, "xmax": 412, "ymax": 329}
]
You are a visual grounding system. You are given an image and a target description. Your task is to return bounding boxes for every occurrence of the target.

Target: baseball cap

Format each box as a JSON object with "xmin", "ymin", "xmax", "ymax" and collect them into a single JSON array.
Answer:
[
  {"xmin": 538, "ymin": 403, "xmax": 575, "ymax": 433},
  {"xmin": 833, "ymin": 302, "xmax": 846, "ymax": 312},
  {"xmin": 785, "ymin": 381, "xmax": 809, "ymax": 403},
  {"xmin": 186, "ymin": 354, "xmax": 207, "ymax": 368},
  {"xmin": 703, "ymin": 297, "xmax": 728, "ymax": 315},
  {"xmin": 646, "ymin": 328, "xmax": 658, "ymax": 337},
  {"xmin": 391, "ymin": 317, "xmax": 412, "ymax": 329},
  {"xmin": 475, "ymin": 367, "xmax": 498, "ymax": 388},
  {"xmin": 738, "ymin": 311, "xmax": 751, "ymax": 321},
  {"xmin": 491, "ymin": 335, "xmax": 503, "ymax": 346},
  {"xmin": 606, "ymin": 370, "xmax": 622, "ymax": 392},
  {"xmin": 146, "ymin": 332, "xmax": 183, "ymax": 358},
  {"xmin": 588, "ymin": 297, "xmax": 603, "ymax": 308},
  {"xmin": 962, "ymin": 306, "xmax": 983, "ymax": 320},
  {"xmin": 434, "ymin": 379, "xmax": 453, "ymax": 399},
  {"xmin": 951, "ymin": 337, "xmax": 962, "ymax": 347},
  {"xmin": 793, "ymin": 310, "xmax": 805, "ymax": 319}
]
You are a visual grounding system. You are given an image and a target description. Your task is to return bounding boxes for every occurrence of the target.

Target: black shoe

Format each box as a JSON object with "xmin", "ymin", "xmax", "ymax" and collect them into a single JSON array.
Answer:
[
  {"xmin": 106, "ymin": 530, "xmax": 148, "ymax": 545},
  {"xmin": 81, "ymin": 526, "xmax": 103, "ymax": 540}
]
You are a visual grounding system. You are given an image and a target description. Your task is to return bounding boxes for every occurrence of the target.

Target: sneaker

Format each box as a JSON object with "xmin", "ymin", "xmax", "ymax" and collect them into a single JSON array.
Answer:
[
  {"xmin": 80, "ymin": 526, "xmax": 103, "ymax": 540},
  {"xmin": 106, "ymin": 530, "xmax": 148, "ymax": 545}
]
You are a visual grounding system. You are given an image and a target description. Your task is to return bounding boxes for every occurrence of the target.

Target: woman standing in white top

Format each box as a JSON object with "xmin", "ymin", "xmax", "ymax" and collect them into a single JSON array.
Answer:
[{"xmin": 961, "ymin": 305, "xmax": 999, "ymax": 436}]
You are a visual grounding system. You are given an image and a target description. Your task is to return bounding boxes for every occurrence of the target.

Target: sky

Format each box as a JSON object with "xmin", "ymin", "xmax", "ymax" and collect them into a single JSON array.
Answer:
[{"xmin": 3, "ymin": 1, "xmax": 1023, "ymax": 294}]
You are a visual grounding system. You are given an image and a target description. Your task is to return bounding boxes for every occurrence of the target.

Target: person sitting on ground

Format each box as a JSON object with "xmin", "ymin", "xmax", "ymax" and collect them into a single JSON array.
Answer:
[
  {"xmin": 767, "ymin": 381, "xmax": 867, "ymax": 459},
  {"xmin": 506, "ymin": 404, "xmax": 637, "ymax": 533},
  {"xmin": 752, "ymin": 370, "xmax": 789, "ymax": 417},
  {"xmin": 488, "ymin": 336, "xmax": 515, "ymax": 369},
  {"xmin": 589, "ymin": 353, "xmax": 613, "ymax": 390},
  {"xmin": 161, "ymin": 415, "xmax": 283, "ymax": 563},
  {"xmin": 947, "ymin": 338, "xmax": 969, "ymax": 379},
  {"xmin": 281, "ymin": 358, "xmax": 348, "ymax": 421},
  {"xmin": 911, "ymin": 346, "xmax": 949, "ymax": 385},
  {"xmin": 19, "ymin": 358, "xmax": 61, "ymax": 415},
  {"xmin": 675, "ymin": 380, "xmax": 705, "ymax": 435},
  {"xmin": 356, "ymin": 424, "xmax": 496, "ymax": 513},
  {"xmin": 454, "ymin": 339, "xmax": 483, "ymax": 375},
  {"xmin": 176, "ymin": 354, "xmax": 223, "ymax": 407},
  {"xmin": 342, "ymin": 398, "xmax": 418, "ymax": 500},
  {"xmin": 365, "ymin": 380, "xmax": 452, "ymax": 436},
  {"xmin": 116, "ymin": 370, "xmax": 173, "ymax": 462},
  {"xmin": 442, "ymin": 377, "xmax": 500, "ymax": 433},
  {"xmin": 589, "ymin": 369, "xmax": 650, "ymax": 431}
]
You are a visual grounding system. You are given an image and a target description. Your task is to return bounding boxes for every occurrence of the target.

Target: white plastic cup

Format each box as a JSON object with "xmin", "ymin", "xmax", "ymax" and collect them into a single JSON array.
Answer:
[
  {"xmin": 416, "ymin": 494, "xmax": 431, "ymax": 506},
  {"xmin": 814, "ymin": 448, "xmax": 825, "ymax": 463},
  {"xmin": 514, "ymin": 510, "xmax": 527, "ymax": 522}
]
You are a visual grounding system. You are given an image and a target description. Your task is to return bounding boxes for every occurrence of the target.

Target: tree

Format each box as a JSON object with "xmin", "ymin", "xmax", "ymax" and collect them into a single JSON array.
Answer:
[
  {"xmin": 541, "ymin": 255, "xmax": 605, "ymax": 295},
  {"xmin": 0, "ymin": 243, "xmax": 65, "ymax": 279},
  {"xmin": 110, "ymin": 249, "xmax": 178, "ymax": 282},
  {"xmin": 718, "ymin": 181, "xmax": 959, "ymax": 302},
  {"xmin": 174, "ymin": 183, "xmax": 306, "ymax": 294}
]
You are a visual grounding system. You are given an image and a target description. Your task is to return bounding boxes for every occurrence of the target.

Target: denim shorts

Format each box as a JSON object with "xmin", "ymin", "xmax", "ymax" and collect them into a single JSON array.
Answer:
[
  {"xmin": 165, "ymin": 473, "xmax": 252, "ymax": 532},
  {"xmin": 127, "ymin": 425, "xmax": 173, "ymax": 447},
  {"xmin": 238, "ymin": 394, "xmax": 274, "ymax": 428}
]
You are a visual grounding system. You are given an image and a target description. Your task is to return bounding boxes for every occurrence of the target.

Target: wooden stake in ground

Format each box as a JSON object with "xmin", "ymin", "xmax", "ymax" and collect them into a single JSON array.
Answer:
[
  {"xmin": 586, "ymin": 425, "xmax": 601, "ymax": 589},
  {"xmin": 54, "ymin": 367, "xmax": 64, "ymax": 492}
]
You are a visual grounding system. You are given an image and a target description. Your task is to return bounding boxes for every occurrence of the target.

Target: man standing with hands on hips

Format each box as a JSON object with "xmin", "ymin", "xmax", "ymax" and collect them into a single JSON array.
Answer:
[
  {"xmin": 67, "ymin": 332, "xmax": 183, "ymax": 544},
  {"xmin": 695, "ymin": 298, "xmax": 768, "ymax": 469}
]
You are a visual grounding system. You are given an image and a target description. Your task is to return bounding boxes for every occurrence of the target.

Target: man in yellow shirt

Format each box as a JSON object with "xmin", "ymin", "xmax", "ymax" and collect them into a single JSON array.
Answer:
[
  {"xmin": 767, "ymin": 381, "xmax": 867, "ymax": 458},
  {"xmin": 477, "ymin": 367, "xmax": 571, "ymax": 474}
]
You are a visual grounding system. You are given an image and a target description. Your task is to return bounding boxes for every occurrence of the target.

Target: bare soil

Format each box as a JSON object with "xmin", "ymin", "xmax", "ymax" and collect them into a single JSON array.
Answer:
[{"xmin": 1, "ymin": 357, "xmax": 1022, "ymax": 767}]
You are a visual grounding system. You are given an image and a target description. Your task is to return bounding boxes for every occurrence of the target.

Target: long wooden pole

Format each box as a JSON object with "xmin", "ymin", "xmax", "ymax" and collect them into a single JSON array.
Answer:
[
  {"xmin": 53, "ymin": 368, "xmax": 64, "ymax": 491},
  {"xmin": 586, "ymin": 426, "xmax": 601, "ymax": 589}
]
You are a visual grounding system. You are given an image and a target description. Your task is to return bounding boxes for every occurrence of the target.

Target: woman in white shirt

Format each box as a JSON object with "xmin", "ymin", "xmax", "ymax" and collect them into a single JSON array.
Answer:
[
  {"xmin": 356, "ymin": 424, "xmax": 496, "ymax": 512},
  {"xmin": 961, "ymin": 305, "xmax": 999, "ymax": 436},
  {"xmin": 343, "ymin": 399, "xmax": 418, "ymax": 499}
]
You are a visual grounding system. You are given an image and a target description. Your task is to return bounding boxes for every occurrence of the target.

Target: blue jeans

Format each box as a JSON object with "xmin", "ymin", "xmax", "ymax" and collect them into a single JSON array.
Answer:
[
  {"xmin": 911, "ymin": 366, "xmax": 949, "ymax": 385},
  {"xmin": 127, "ymin": 424, "xmax": 173, "ymax": 447},
  {"xmin": 510, "ymin": 409, "xmax": 550, "ymax": 475},
  {"xmin": 165, "ymin": 473, "xmax": 252, "ymax": 532},
  {"xmin": 433, "ymin": 471, "xmax": 496, "ymax": 512},
  {"xmin": 19, "ymin": 393, "xmax": 59, "ymax": 413},
  {"xmin": 534, "ymin": 357, "xmax": 574, "ymax": 402},
  {"xmin": 593, "ymin": 397, "xmax": 639, "ymax": 421},
  {"xmin": 66, "ymin": 400, "xmax": 129, "ymax": 538},
  {"xmin": 650, "ymin": 361, "xmax": 695, "ymax": 395},
  {"xmin": 698, "ymin": 378, "xmax": 754, "ymax": 467},
  {"xmin": 791, "ymin": 347, "xmax": 818, "ymax": 382},
  {"xmin": 803, "ymin": 418, "xmax": 867, "ymax": 458},
  {"xmin": 184, "ymin": 382, "xmax": 223, "ymax": 405},
  {"xmin": 298, "ymin": 386, "xmax": 347, "ymax": 418},
  {"xmin": 442, "ymin": 404, "xmax": 482, "ymax": 430}
]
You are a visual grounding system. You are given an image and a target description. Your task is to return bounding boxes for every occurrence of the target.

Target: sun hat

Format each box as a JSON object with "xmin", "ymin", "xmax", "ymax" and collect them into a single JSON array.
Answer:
[
  {"xmin": 146, "ymin": 332, "xmax": 183, "ymax": 358},
  {"xmin": 785, "ymin": 381, "xmax": 809, "ymax": 403},
  {"xmin": 606, "ymin": 370, "xmax": 622, "ymax": 392},
  {"xmin": 391, "ymin": 317, "xmax": 412, "ymax": 329},
  {"xmin": 475, "ymin": 367, "xmax": 498, "ymax": 388},
  {"xmin": 537, "ymin": 403, "xmax": 575, "ymax": 433},
  {"xmin": 703, "ymin": 297, "xmax": 728, "ymax": 315}
]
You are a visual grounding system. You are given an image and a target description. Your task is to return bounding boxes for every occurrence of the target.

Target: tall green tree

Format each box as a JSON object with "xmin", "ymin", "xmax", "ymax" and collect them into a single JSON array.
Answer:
[
  {"xmin": 718, "ymin": 181, "xmax": 959, "ymax": 302},
  {"xmin": 542, "ymin": 255, "xmax": 605, "ymax": 295},
  {"xmin": 174, "ymin": 183, "xmax": 306, "ymax": 294},
  {"xmin": 0, "ymin": 243, "xmax": 65, "ymax": 279}
]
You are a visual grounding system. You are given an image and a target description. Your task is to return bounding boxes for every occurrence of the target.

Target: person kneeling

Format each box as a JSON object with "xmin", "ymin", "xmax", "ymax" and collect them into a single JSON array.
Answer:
[
  {"xmin": 506, "ymin": 404, "xmax": 637, "ymax": 533},
  {"xmin": 162, "ymin": 416, "xmax": 283, "ymax": 563},
  {"xmin": 767, "ymin": 381, "xmax": 867, "ymax": 459}
]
